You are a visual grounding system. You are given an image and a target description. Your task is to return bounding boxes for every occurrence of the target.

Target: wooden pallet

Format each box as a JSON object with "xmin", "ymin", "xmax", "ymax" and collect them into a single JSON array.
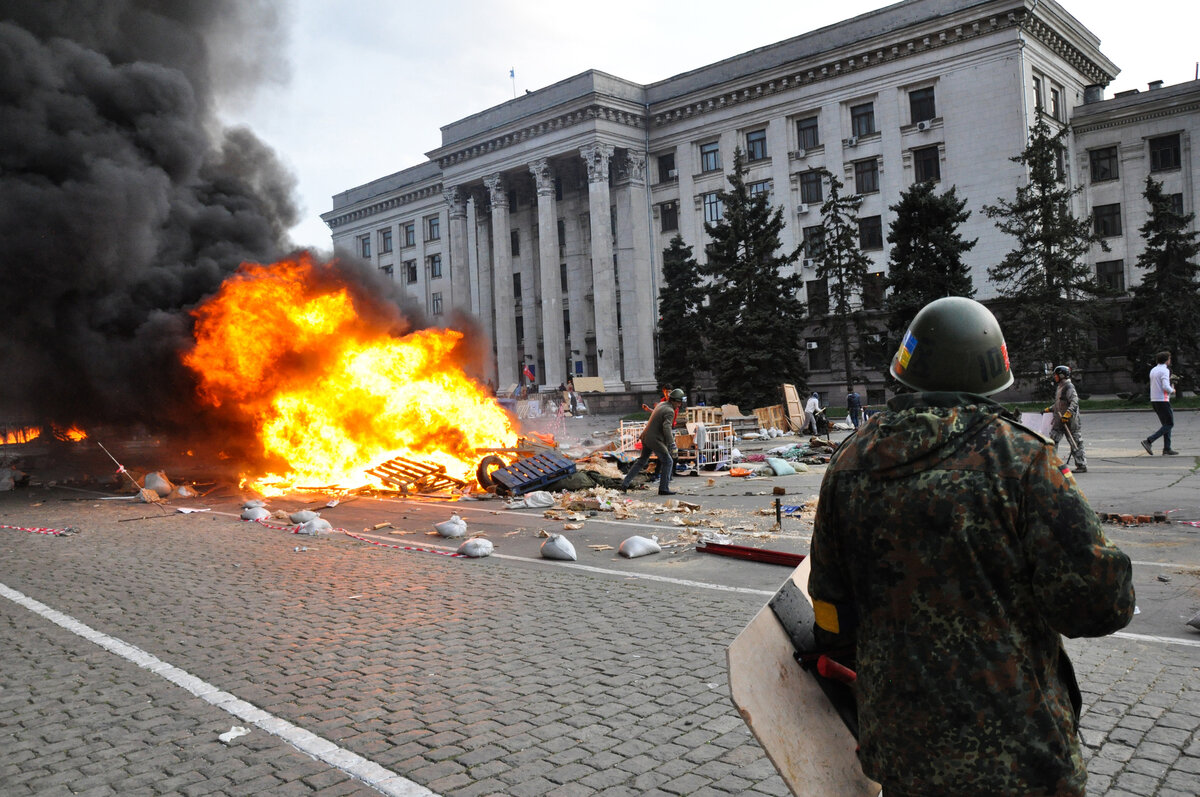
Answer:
[
  {"xmin": 491, "ymin": 453, "xmax": 577, "ymax": 496},
  {"xmin": 753, "ymin": 405, "xmax": 787, "ymax": 431},
  {"xmin": 365, "ymin": 456, "xmax": 466, "ymax": 493},
  {"xmin": 685, "ymin": 407, "xmax": 723, "ymax": 426}
]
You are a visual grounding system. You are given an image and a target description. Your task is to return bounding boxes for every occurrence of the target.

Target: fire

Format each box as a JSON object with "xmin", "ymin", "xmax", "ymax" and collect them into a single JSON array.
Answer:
[
  {"xmin": 2, "ymin": 426, "xmax": 41, "ymax": 445},
  {"xmin": 184, "ymin": 254, "xmax": 516, "ymax": 493},
  {"xmin": 54, "ymin": 425, "xmax": 88, "ymax": 442}
]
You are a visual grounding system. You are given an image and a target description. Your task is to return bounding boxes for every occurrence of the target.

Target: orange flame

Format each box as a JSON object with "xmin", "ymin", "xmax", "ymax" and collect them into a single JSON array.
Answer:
[
  {"xmin": 2, "ymin": 426, "xmax": 41, "ymax": 445},
  {"xmin": 184, "ymin": 254, "xmax": 515, "ymax": 493},
  {"xmin": 54, "ymin": 425, "xmax": 88, "ymax": 442}
]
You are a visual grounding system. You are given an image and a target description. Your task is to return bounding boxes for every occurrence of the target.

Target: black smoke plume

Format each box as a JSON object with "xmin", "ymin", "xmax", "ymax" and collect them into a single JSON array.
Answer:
[{"xmin": 0, "ymin": 0, "xmax": 303, "ymax": 440}]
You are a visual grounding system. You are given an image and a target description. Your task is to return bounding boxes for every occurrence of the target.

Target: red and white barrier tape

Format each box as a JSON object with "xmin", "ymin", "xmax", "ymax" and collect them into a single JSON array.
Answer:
[
  {"xmin": 1, "ymin": 523, "xmax": 75, "ymax": 536},
  {"xmin": 246, "ymin": 517, "xmax": 465, "ymax": 557}
]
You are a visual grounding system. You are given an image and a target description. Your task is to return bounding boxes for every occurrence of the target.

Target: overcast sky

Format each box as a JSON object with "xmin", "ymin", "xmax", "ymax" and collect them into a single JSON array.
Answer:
[{"xmin": 216, "ymin": 0, "xmax": 1198, "ymax": 252}]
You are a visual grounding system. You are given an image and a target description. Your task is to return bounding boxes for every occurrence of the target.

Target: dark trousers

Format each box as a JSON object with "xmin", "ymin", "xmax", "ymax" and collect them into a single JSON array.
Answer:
[
  {"xmin": 622, "ymin": 439, "xmax": 673, "ymax": 492},
  {"xmin": 1147, "ymin": 401, "xmax": 1174, "ymax": 451}
]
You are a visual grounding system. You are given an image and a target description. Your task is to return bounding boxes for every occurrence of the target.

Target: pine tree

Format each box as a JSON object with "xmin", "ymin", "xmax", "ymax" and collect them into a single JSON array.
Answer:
[
  {"xmin": 884, "ymin": 181, "xmax": 977, "ymax": 346},
  {"xmin": 655, "ymin": 234, "xmax": 708, "ymax": 395},
  {"xmin": 811, "ymin": 170, "xmax": 872, "ymax": 391},
  {"xmin": 983, "ymin": 118, "xmax": 1105, "ymax": 389},
  {"xmin": 700, "ymin": 149, "xmax": 807, "ymax": 409},
  {"xmin": 1127, "ymin": 176, "xmax": 1200, "ymax": 389}
]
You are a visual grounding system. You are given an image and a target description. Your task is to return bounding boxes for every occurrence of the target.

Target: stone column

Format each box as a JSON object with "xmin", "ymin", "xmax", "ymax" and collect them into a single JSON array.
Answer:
[
  {"xmin": 484, "ymin": 174, "xmax": 518, "ymax": 391},
  {"xmin": 530, "ymin": 158, "xmax": 565, "ymax": 387},
  {"xmin": 581, "ymin": 143, "xmax": 622, "ymax": 390},
  {"xmin": 444, "ymin": 186, "xmax": 470, "ymax": 313},
  {"xmin": 617, "ymin": 150, "xmax": 657, "ymax": 390}
]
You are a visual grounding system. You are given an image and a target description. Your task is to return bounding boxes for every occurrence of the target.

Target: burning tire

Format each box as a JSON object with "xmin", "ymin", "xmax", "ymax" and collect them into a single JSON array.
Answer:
[{"xmin": 476, "ymin": 454, "xmax": 506, "ymax": 490}]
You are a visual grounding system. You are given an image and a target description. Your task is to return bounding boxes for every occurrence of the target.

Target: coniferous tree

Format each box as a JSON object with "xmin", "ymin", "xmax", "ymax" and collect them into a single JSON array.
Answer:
[
  {"xmin": 811, "ymin": 170, "xmax": 872, "ymax": 391},
  {"xmin": 1127, "ymin": 176, "xmax": 1200, "ymax": 389},
  {"xmin": 885, "ymin": 181, "xmax": 977, "ymax": 346},
  {"xmin": 700, "ymin": 149, "xmax": 807, "ymax": 409},
  {"xmin": 655, "ymin": 234, "xmax": 708, "ymax": 395},
  {"xmin": 983, "ymin": 118, "xmax": 1106, "ymax": 390}
]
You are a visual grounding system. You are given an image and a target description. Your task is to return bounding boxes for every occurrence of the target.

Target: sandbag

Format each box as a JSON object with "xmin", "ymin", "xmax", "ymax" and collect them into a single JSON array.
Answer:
[
  {"xmin": 240, "ymin": 505, "xmax": 271, "ymax": 521},
  {"xmin": 297, "ymin": 517, "xmax": 333, "ymax": 536},
  {"xmin": 457, "ymin": 538, "xmax": 494, "ymax": 558},
  {"xmin": 540, "ymin": 533, "xmax": 577, "ymax": 561},
  {"xmin": 766, "ymin": 457, "xmax": 796, "ymax": 476},
  {"xmin": 619, "ymin": 535, "xmax": 661, "ymax": 558},
  {"xmin": 434, "ymin": 513, "xmax": 467, "ymax": 538},
  {"xmin": 289, "ymin": 509, "xmax": 319, "ymax": 524},
  {"xmin": 143, "ymin": 471, "xmax": 174, "ymax": 497},
  {"xmin": 506, "ymin": 491, "xmax": 555, "ymax": 509}
]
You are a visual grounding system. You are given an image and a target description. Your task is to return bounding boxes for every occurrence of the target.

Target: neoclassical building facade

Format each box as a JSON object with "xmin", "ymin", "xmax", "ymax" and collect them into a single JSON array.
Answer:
[{"xmin": 322, "ymin": 0, "xmax": 1197, "ymax": 400}]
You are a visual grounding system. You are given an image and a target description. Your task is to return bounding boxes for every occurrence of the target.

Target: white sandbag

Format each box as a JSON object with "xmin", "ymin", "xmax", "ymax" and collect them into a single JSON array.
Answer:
[
  {"xmin": 766, "ymin": 457, "xmax": 796, "ymax": 476},
  {"xmin": 242, "ymin": 499, "xmax": 266, "ymax": 509},
  {"xmin": 434, "ymin": 513, "xmax": 467, "ymax": 538},
  {"xmin": 457, "ymin": 538, "xmax": 494, "ymax": 558},
  {"xmin": 289, "ymin": 509, "xmax": 319, "ymax": 524},
  {"xmin": 143, "ymin": 471, "xmax": 173, "ymax": 497},
  {"xmin": 506, "ymin": 490, "xmax": 556, "ymax": 509},
  {"xmin": 240, "ymin": 505, "xmax": 271, "ymax": 521},
  {"xmin": 540, "ymin": 533, "xmax": 577, "ymax": 561},
  {"xmin": 619, "ymin": 535, "xmax": 661, "ymax": 558},
  {"xmin": 173, "ymin": 485, "xmax": 197, "ymax": 498},
  {"xmin": 297, "ymin": 517, "xmax": 334, "ymax": 536}
]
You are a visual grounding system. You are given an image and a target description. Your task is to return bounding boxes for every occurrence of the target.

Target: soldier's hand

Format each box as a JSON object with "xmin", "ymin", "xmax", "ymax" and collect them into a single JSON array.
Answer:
[
  {"xmin": 1043, "ymin": 407, "xmax": 1052, "ymax": 414},
  {"xmin": 1062, "ymin": 410, "xmax": 1072, "ymax": 421}
]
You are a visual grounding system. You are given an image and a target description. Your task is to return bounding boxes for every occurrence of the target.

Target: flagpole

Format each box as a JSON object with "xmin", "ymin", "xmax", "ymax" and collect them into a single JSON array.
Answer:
[{"xmin": 510, "ymin": 67, "xmax": 516, "ymax": 98}]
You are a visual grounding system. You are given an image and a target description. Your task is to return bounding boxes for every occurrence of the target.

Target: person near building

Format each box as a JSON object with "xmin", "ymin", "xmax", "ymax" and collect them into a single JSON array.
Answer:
[
  {"xmin": 808, "ymin": 297, "xmax": 1135, "ymax": 797},
  {"xmin": 804, "ymin": 392, "xmax": 821, "ymax": 434},
  {"xmin": 1044, "ymin": 365, "xmax": 1086, "ymax": 472},
  {"xmin": 621, "ymin": 389, "xmax": 685, "ymax": 496},
  {"xmin": 846, "ymin": 390, "xmax": 862, "ymax": 428},
  {"xmin": 1141, "ymin": 351, "xmax": 1178, "ymax": 455}
]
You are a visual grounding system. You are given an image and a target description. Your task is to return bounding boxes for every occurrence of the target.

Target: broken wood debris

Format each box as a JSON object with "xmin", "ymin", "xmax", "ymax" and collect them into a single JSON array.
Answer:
[{"xmin": 365, "ymin": 456, "xmax": 467, "ymax": 494}]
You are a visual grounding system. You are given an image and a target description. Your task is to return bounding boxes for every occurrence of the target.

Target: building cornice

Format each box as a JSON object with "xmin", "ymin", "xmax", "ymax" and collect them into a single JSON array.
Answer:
[
  {"xmin": 1073, "ymin": 99, "xmax": 1200, "ymax": 134},
  {"xmin": 323, "ymin": 184, "xmax": 443, "ymax": 230}
]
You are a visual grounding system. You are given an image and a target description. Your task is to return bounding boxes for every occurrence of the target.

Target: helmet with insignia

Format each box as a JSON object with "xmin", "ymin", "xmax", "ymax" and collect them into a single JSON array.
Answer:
[{"xmin": 890, "ymin": 297, "xmax": 1013, "ymax": 395}]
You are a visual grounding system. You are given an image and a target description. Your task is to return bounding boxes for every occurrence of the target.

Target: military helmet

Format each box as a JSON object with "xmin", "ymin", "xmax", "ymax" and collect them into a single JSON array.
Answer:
[
  {"xmin": 890, "ymin": 297, "xmax": 1013, "ymax": 395},
  {"xmin": 668, "ymin": 388, "xmax": 686, "ymax": 401},
  {"xmin": 1053, "ymin": 365, "xmax": 1071, "ymax": 379}
]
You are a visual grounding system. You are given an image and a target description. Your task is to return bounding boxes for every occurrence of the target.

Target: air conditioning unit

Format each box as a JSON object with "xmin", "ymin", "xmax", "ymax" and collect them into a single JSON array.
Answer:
[
  {"xmin": 846, "ymin": 136, "xmax": 858, "ymax": 147},
  {"xmin": 916, "ymin": 120, "xmax": 931, "ymax": 132},
  {"xmin": 791, "ymin": 148, "xmax": 807, "ymax": 160},
  {"xmin": 667, "ymin": 168, "xmax": 678, "ymax": 178},
  {"xmin": 803, "ymin": 258, "xmax": 817, "ymax": 268},
  {"xmin": 796, "ymin": 203, "xmax": 809, "ymax": 215},
  {"xmin": 806, "ymin": 341, "xmax": 819, "ymax": 350}
]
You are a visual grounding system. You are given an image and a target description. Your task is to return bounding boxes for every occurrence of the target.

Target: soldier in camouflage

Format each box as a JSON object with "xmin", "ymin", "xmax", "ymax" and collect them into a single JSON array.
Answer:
[
  {"xmin": 809, "ymin": 297, "xmax": 1134, "ymax": 797},
  {"xmin": 1045, "ymin": 364, "xmax": 1087, "ymax": 472}
]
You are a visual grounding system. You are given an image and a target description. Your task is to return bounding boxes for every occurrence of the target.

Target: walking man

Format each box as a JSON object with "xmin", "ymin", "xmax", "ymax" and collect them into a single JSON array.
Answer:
[
  {"xmin": 621, "ymin": 389, "xmax": 685, "ymax": 496},
  {"xmin": 846, "ymin": 390, "xmax": 862, "ymax": 429},
  {"xmin": 1141, "ymin": 351, "xmax": 1178, "ymax": 455},
  {"xmin": 1045, "ymin": 365, "xmax": 1086, "ymax": 472},
  {"xmin": 809, "ymin": 297, "xmax": 1134, "ymax": 796},
  {"xmin": 804, "ymin": 392, "xmax": 821, "ymax": 434}
]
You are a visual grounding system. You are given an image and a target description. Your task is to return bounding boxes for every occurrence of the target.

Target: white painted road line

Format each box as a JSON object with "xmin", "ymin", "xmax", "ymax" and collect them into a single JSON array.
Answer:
[{"xmin": 0, "ymin": 582, "xmax": 439, "ymax": 797}]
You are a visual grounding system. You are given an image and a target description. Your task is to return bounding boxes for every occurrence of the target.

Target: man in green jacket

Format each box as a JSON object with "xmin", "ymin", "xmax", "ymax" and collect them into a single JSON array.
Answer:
[
  {"xmin": 809, "ymin": 297, "xmax": 1134, "ymax": 796},
  {"xmin": 621, "ymin": 388, "xmax": 684, "ymax": 495}
]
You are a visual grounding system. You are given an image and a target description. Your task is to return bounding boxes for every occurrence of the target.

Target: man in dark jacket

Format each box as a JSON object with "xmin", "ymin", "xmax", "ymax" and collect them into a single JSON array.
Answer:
[
  {"xmin": 809, "ymin": 297, "xmax": 1134, "ymax": 797},
  {"xmin": 621, "ymin": 388, "xmax": 684, "ymax": 495}
]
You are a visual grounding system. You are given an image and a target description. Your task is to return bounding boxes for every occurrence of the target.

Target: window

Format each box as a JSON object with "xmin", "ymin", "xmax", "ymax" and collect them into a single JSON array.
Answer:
[
  {"xmin": 1169, "ymin": 193, "xmax": 1185, "ymax": 217},
  {"xmin": 1089, "ymin": 146, "xmax": 1119, "ymax": 182},
  {"xmin": 660, "ymin": 202, "xmax": 678, "ymax": 232},
  {"xmin": 851, "ymin": 103, "xmax": 875, "ymax": 137},
  {"xmin": 554, "ymin": 177, "xmax": 562, "ymax": 201},
  {"xmin": 658, "ymin": 152, "xmax": 676, "ymax": 181},
  {"xmin": 864, "ymin": 332, "xmax": 889, "ymax": 367},
  {"xmin": 746, "ymin": 129, "xmax": 768, "ymax": 161},
  {"xmin": 913, "ymin": 146, "xmax": 940, "ymax": 182},
  {"xmin": 427, "ymin": 253, "xmax": 443, "ymax": 278},
  {"xmin": 557, "ymin": 219, "xmax": 565, "ymax": 247},
  {"xmin": 380, "ymin": 264, "xmax": 393, "ymax": 278},
  {"xmin": 507, "ymin": 190, "xmax": 517, "ymax": 208},
  {"xmin": 563, "ymin": 308, "xmax": 570, "ymax": 337},
  {"xmin": 1032, "ymin": 76, "xmax": 1043, "ymax": 110},
  {"xmin": 748, "ymin": 180, "xmax": 770, "ymax": 198},
  {"xmin": 1054, "ymin": 146, "xmax": 1067, "ymax": 182},
  {"xmin": 560, "ymin": 263, "xmax": 568, "ymax": 292},
  {"xmin": 797, "ymin": 116, "xmax": 820, "ymax": 149},
  {"xmin": 858, "ymin": 216, "xmax": 883, "ymax": 250},
  {"xmin": 800, "ymin": 171, "xmax": 823, "ymax": 204},
  {"xmin": 700, "ymin": 141, "xmax": 721, "ymax": 172},
  {"xmin": 807, "ymin": 337, "xmax": 831, "ymax": 370},
  {"xmin": 807, "ymin": 278, "xmax": 829, "ymax": 315},
  {"xmin": 1149, "ymin": 134, "xmax": 1181, "ymax": 172},
  {"xmin": 1050, "ymin": 87, "xmax": 1062, "ymax": 121},
  {"xmin": 359, "ymin": 235, "xmax": 371, "ymax": 258},
  {"xmin": 1096, "ymin": 259, "xmax": 1125, "ymax": 292},
  {"xmin": 512, "ymin": 272, "xmax": 522, "ymax": 298},
  {"xmin": 862, "ymin": 272, "xmax": 886, "ymax": 310},
  {"xmin": 909, "ymin": 87, "xmax": 936, "ymax": 123},
  {"xmin": 703, "ymin": 192, "xmax": 723, "ymax": 223},
  {"xmin": 1093, "ymin": 204, "xmax": 1122, "ymax": 237},
  {"xmin": 426, "ymin": 215, "xmax": 440, "ymax": 241},
  {"xmin": 431, "ymin": 292, "xmax": 443, "ymax": 316},
  {"xmin": 511, "ymin": 229, "xmax": 520, "ymax": 257},
  {"xmin": 1096, "ymin": 314, "xmax": 1128, "ymax": 353},
  {"xmin": 404, "ymin": 260, "xmax": 417, "ymax": 284},
  {"xmin": 403, "ymin": 223, "xmax": 416, "ymax": 247},
  {"xmin": 515, "ymin": 316, "xmax": 524, "ymax": 342},
  {"xmin": 379, "ymin": 228, "xmax": 393, "ymax": 254},
  {"xmin": 854, "ymin": 160, "xmax": 880, "ymax": 194},
  {"xmin": 803, "ymin": 226, "xmax": 825, "ymax": 259}
]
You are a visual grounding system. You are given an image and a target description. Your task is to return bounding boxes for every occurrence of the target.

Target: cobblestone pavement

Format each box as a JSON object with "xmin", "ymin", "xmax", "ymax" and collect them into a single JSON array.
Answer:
[{"xmin": 1, "ymin": 482, "xmax": 1198, "ymax": 795}]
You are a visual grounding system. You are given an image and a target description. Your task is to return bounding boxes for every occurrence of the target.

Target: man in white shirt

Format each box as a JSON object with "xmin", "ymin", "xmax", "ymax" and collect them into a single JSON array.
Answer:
[
  {"xmin": 804, "ymin": 392, "xmax": 822, "ymax": 435},
  {"xmin": 1141, "ymin": 351, "xmax": 1179, "ymax": 456}
]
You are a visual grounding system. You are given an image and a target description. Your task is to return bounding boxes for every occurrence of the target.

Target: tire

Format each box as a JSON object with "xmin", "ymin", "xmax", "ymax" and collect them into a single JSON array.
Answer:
[{"xmin": 475, "ymin": 454, "xmax": 507, "ymax": 489}]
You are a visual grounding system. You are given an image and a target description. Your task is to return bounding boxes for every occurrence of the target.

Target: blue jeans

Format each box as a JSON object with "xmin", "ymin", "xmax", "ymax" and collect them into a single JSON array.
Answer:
[
  {"xmin": 1147, "ymin": 402, "xmax": 1174, "ymax": 451},
  {"xmin": 622, "ymin": 440, "xmax": 674, "ymax": 492}
]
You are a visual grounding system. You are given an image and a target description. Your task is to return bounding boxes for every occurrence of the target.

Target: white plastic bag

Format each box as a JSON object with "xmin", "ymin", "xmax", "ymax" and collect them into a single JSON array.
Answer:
[
  {"xmin": 540, "ymin": 533, "xmax": 577, "ymax": 561},
  {"xmin": 619, "ymin": 535, "xmax": 661, "ymax": 558},
  {"xmin": 506, "ymin": 490, "xmax": 555, "ymax": 509},
  {"xmin": 434, "ymin": 513, "xmax": 467, "ymax": 538}
]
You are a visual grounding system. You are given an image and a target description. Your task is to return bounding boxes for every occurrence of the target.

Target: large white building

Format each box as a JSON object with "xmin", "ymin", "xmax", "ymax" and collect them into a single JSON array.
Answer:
[{"xmin": 322, "ymin": 0, "xmax": 1198, "ymax": 403}]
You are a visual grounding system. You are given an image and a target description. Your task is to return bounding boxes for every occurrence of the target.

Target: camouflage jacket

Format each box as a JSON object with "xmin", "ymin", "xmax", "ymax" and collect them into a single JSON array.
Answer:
[{"xmin": 809, "ymin": 392, "xmax": 1134, "ymax": 796}]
